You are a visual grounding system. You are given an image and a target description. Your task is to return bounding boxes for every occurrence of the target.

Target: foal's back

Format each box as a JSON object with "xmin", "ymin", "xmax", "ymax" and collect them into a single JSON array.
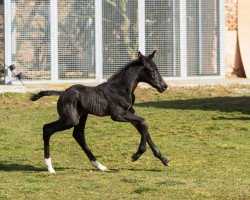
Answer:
[{"xmin": 57, "ymin": 84, "xmax": 110, "ymax": 117}]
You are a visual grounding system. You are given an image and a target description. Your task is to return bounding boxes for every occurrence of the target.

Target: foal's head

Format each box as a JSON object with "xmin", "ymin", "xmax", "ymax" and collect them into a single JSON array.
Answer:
[{"xmin": 138, "ymin": 51, "xmax": 168, "ymax": 93}]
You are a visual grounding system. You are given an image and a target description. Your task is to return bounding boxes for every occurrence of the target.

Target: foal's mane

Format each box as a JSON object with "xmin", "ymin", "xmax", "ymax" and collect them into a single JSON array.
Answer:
[{"xmin": 108, "ymin": 58, "xmax": 141, "ymax": 82}]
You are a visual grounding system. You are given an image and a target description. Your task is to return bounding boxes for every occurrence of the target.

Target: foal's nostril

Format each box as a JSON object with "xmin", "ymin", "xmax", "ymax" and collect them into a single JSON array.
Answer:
[{"xmin": 163, "ymin": 83, "xmax": 168, "ymax": 90}]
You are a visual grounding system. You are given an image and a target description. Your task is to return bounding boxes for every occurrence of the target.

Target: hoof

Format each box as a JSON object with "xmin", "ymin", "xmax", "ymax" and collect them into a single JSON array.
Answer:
[
  {"xmin": 131, "ymin": 153, "xmax": 140, "ymax": 162},
  {"xmin": 91, "ymin": 160, "xmax": 109, "ymax": 171},
  {"xmin": 162, "ymin": 157, "xmax": 170, "ymax": 166},
  {"xmin": 48, "ymin": 166, "xmax": 56, "ymax": 174}
]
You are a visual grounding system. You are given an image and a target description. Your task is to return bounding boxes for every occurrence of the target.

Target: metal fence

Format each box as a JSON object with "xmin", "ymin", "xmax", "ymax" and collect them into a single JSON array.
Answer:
[
  {"xmin": 58, "ymin": 0, "xmax": 95, "ymax": 79},
  {"xmin": 102, "ymin": 0, "xmax": 138, "ymax": 79},
  {"xmin": 10, "ymin": 0, "xmax": 51, "ymax": 80},
  {"xmin": 186, "ymin": 0, "xmax": 220, "ymax": 76},
  {"xmin": 4, "ymin": 0, "xmax": 224, "ymax": 83},
  {"xmin": 145, "ymin": 0, "xmax": 181, "ymax": 77}
]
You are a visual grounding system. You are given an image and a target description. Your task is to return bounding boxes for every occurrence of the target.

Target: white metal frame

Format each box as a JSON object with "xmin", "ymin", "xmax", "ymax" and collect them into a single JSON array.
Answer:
[
  {"xmin": 172, "ymin": 0, "xmax": 176, "ymax": 77},
  {"xmin": 95, "ymin": 0, "xmax": 103, "ymax": 81},
  {"xmin": 198, "ymin": 0, "xmax": 203, "ymax": 75},
  {"xmin": 179, "ymin": 0, "xmax": 187, "ymax": 79},
  {"xmin": 50, "ymin": 0, "xmax": 58, "ymax": 82},
  {"xmin": 4, "ymin": 0, "xmax": 12, "ymax": 84},
  {"xmin": 4, "ymin": 0, "xmax": 225, "ymax": 84},
  {"xmin": 219, "ymin": 0, "xmax": 225, "ymax": 78},
  {"xmin": 138, "ymin": 0, "xmax": 146, "ymax": 55}
]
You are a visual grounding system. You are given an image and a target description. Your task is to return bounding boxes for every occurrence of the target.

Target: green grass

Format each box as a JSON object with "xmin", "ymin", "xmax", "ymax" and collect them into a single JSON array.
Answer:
[{"xmin": 0, "ymin": 86, "xmax": 250, "ymax": 199}]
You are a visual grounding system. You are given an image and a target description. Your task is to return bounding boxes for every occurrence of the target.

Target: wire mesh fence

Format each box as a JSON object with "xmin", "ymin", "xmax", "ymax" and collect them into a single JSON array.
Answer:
[
  {"xmin": 145, "ymin": 0, "xmax": 181, "ymax": 77},
  {"xmin": 58, "ymin": 0, "xmax": 95, "ymax": 79},
  {"xmin": 102, "ymin": 0, "xmax": 138, "ymax": 79},
  {"xmin": 186, "ymin": 0, "xmax": 220, "ymax": 76},
  {"xmin": 11, "ymin": 0, "xmax": 51, "ymax": 80},
  {"xmin": 7, "ymin": 0, "xmax": 223, "ymax": 82}
]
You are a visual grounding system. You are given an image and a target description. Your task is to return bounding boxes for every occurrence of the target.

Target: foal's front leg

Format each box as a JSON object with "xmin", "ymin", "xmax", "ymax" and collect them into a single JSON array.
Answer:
[
  {"xmin": 112, "ymin": 110, "xmax": 169, "ymax": 166},
  {"xmin": 131, "ymin": 132, "xmax": 146, "ymax": 162},
  {"xmin": 129, "ymin": 107, "xmax": 146, "ymax": 162}
]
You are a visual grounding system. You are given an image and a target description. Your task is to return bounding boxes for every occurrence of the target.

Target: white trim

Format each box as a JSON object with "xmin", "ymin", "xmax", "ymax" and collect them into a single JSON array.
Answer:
[
  {"xmin": 50, "ymin": 0, "xmax": 58, "ymax": 81},
  {"xmin": 95, "ymin": 0, "xmax": 103, "ymax": 81},
  {"xmin": 45, "ymin": 158, "xmax": 56, "ymax": 174},
  {"xmin": 4, "ymin": 0, "xmax": 12, "ymax": 85},
  {"xmin": 138, "ymin": 0, "xmax": 145, "ymax": 55},
  {"xmin": 179, "ymin": 0, "xmax": 187, "ymax": 78},
  {"xmin": 91, "ymin": 160, "xmax": 109, "ymax": 171}
]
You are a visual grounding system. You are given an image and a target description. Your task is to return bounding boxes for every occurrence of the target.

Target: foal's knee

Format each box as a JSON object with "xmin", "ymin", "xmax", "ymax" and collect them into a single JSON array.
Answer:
[{"xmin": 140, "ymin": 119, "xmax": 148, "ymax": 130}]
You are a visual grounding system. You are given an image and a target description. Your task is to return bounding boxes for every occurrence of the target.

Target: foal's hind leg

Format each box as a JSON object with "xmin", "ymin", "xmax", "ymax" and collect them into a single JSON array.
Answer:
[
  {"xmin": 73, "ymin": 114, "xmax": 108, "ymax": 171},
  {"xmin": 43, "ymin": 120, "xmax": 75, "ymax": 173}
]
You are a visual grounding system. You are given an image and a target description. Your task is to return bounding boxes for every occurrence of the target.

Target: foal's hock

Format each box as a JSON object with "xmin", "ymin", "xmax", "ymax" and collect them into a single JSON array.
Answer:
[{"xmin": 31, "ymin": 51, "xmax": 169, "ymax": 173}]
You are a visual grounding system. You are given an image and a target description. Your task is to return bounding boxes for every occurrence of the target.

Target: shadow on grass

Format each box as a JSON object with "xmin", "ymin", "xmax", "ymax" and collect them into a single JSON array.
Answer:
[
  {"xmin": 136, "ymin": 96, "xmax": 250, "ymax": 116},
  {"xmin": 0, "ymin": 163, "xmax": 45, "ymax": 172},
  {"xmin": 0, "ymin": 163, "xmax": 68, "ymax": 172},
  {"xmin": 0, "ymin": 163, "xmax": 164, "ymax": 173},
  {"xmin": 106, "ymin": 168, "xmax": 163, "ymax": 173}
]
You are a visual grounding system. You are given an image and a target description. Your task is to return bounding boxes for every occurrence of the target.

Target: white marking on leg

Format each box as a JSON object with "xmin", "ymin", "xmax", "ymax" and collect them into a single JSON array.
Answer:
[
  {"xmin": 45, "ymin": 158, "xmax": 56, "ymax": 174},
  {"xmin": 91, "ymin": 160, "xmax": 109, "ymax": 171}
]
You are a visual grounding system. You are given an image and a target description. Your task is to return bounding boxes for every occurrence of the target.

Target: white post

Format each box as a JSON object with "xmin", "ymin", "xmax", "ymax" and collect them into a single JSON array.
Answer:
[
  {"xmin": 4, "ymin": 0, "xmax": 12, "ymax": 84},
  {"xmin": 138, "ymin": 0, "xmax": 145, "ymax": 55},
  {"xmin": 50, "ymin": 0, "xmax": 58, "ymax": 82},
  {"xmin": 95, "ymin": 0, "xmax": 103, "ymax": 81},
  {"xmin": 219, "ymin": 0, "xmax": 225, "ymax": 78},
  {"xmin": 173, "ymin": 0, "xmax": 176, "ymax": 76},
  {"xmin": 180, "ymin": 0, "xmax": 187, "ymax": 79},
  {"xmin": 198, "ymin": 1, "xmax": 203, "ymax": 74}
]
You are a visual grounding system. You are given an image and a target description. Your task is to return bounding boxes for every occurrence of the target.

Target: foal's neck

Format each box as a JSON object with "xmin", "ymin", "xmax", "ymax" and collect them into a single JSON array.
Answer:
[{"xmin": 109, "ymin": 65, "xmax": 143, "ymax": 94}]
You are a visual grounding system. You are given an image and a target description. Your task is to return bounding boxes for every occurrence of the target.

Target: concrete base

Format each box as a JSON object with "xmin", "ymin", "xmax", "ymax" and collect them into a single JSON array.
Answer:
[{"xmin": 1, "ymin": 78, "xmax": 250, "ymax": 93}]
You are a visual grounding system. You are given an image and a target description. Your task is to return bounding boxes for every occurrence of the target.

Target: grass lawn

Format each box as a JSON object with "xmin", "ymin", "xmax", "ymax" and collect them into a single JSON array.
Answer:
[{"xmin": 0, "ymin": 85, "xmax": 249, "ymax": 199}]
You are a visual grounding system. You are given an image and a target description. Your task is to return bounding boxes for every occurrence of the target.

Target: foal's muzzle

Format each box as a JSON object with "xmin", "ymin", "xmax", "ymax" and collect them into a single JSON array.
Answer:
[{"xmin": 157, "ymin": 82, "xmax": 168, "ymax": 93}]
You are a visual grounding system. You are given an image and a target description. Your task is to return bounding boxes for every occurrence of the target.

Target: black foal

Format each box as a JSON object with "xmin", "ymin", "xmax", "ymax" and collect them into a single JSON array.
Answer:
[{"xmin": 31, "ymin": 51, "xmax": 169, "ymax": 173}]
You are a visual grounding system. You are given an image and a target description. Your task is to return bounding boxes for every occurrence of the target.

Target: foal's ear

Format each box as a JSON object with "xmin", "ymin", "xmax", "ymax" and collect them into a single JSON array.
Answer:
[
  {"xmin": 138, "ymin": 51, "xmax": 144, "ymax": 59},
  {"xmin": 148, "ymin": 50, "xmax": 157, "ymax": 59},
  {"xmin": 138, "ymin": 51, "xmax": 151, "ymax": 69}
]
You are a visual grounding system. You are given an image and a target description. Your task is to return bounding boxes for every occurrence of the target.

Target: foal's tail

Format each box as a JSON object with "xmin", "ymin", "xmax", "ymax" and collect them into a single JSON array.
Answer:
[{"xmin": 30, "ymin": 90, "xmax": 62, "ymax": 101}]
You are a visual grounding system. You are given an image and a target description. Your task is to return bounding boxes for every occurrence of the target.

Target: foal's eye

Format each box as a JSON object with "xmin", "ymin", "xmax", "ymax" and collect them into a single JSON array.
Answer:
[{"xmin": 146, "ymin": 68, "xmax": 154, "ymax": 75}]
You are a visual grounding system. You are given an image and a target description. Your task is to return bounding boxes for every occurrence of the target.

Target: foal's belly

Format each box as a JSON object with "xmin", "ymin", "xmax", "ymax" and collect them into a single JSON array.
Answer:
[{"xmin": 82, "ymin": 96, "xmax": 109, "ymax": 116}]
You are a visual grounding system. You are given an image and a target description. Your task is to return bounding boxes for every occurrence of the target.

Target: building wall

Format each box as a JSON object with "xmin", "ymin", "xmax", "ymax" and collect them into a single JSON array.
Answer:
[
  {"xmin": 225, "ymin": 0, "xmax": 245, "ymax": 77},
  {"xmin": 0, "ymin": 1, "xmax": 245, "ymax": 79}
]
